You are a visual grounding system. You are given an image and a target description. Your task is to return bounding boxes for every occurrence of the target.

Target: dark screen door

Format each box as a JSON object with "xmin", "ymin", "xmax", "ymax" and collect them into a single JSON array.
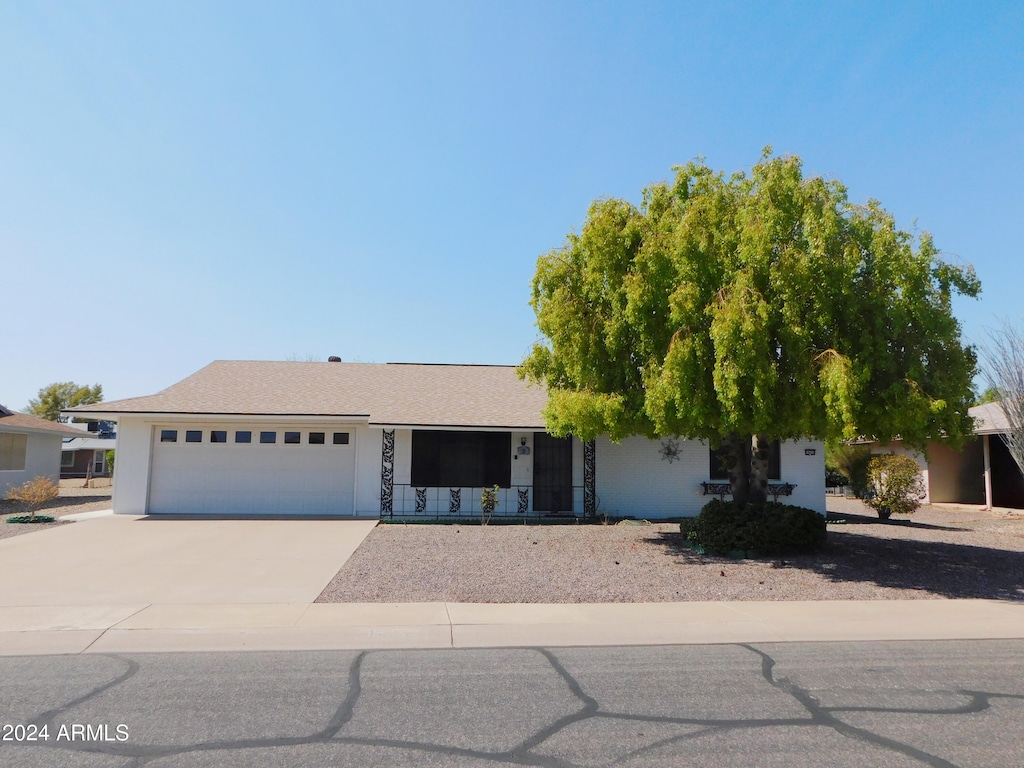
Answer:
[{"xmin": 533, "ymin": 432, "xmax": 573, "ymax": 512}]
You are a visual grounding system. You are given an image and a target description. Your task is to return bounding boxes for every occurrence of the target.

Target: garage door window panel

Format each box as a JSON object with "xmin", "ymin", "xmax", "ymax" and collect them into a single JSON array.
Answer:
[
  {"xmin": 185, "ymin": 430, "xmax": 202, "ymax": 443},
  {"xmin": 260, "ymin": 431, "xmax": 276, "ymax": 444}
]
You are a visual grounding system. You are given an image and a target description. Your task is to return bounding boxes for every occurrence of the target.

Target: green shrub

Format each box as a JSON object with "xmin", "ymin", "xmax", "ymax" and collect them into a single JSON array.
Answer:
[
  {"xmin": 681, "ymin": 499, "xmax": 827, "ymax": 556},
  {"xmin": 866, "ymin": 453, "xmax": 925, "ymax": 519},
  {"xmin": 480, "ymin": 485, "xmax": 499, "ymax": 525}
]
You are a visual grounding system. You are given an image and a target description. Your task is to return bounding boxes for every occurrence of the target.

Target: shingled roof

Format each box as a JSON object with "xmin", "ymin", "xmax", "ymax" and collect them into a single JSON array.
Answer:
[
  {"xmin": 67, "ymin": 361, "xmax": 550, "ymax": 429},
  {"xmin": 969, "ymin": 401, "xmax": 1012, "ymax": 435},
  {"xmin": 0, "ymin": 407, "xmax": 90, "ymax": 437}
]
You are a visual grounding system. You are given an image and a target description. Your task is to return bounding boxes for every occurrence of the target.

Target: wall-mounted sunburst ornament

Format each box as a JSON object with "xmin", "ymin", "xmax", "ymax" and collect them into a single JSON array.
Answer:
[{"xmin": 659, "ymin": 438, "xmax": 681, "ymax": 464}]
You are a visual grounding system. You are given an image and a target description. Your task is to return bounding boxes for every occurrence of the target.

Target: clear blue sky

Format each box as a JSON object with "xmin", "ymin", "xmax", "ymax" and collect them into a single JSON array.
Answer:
[{"xmin": 3, "ymin": 1, "xmax": 1021, "ymax": 411}]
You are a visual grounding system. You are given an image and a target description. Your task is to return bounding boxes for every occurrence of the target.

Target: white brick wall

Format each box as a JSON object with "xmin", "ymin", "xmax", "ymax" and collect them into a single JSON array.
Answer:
[{"xmin": 595, "ymin": 436, "xmax": 825, "ymax": 518}]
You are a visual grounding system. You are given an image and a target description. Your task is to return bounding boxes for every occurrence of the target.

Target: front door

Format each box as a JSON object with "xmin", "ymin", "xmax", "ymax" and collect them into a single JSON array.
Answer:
[{"xmin": 533, "ymin": 433, "xmax": 573, "ymax": 513}]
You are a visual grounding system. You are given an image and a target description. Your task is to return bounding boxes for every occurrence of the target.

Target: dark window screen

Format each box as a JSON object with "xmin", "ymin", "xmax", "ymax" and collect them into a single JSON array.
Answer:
[
  {"xmin": 411, "ymin": 431, "xmax": 511, "ymax": 488},
  {"xmin": 710, "ymin": 440, "xmax": 781, "ymax": 480}
]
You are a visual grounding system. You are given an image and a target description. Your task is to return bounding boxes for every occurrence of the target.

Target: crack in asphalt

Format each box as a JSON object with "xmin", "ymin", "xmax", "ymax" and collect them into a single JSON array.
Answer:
[
  {"xmin": 742, "ymin": 643, "xmax": 964, "ymax": 768},
  {"xmin": 10, "ymin": 644, "xmax": 1021, "ymax": 767}
]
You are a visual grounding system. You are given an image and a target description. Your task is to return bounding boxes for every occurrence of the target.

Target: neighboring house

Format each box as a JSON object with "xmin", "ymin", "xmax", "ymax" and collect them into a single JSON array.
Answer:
[
  {"xmin": 67, "ymin": 360, "xmax": 826, "ymax": 518},
  {"xmin": 0, "ymin": 405, "xmax": 86, "ymax": 495},
  {"xmin": 60, "ymin": 421, "xmax": 117, "ymax": 479},
  {"xmin": 864, "ymin": 402, "xmax": 1024, "ymax": 510}
]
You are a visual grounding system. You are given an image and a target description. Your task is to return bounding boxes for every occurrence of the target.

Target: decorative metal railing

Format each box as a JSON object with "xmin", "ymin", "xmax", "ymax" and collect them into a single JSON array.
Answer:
[
  {"xmin": 385, "ymin": 484, "xmax": 587, "ymax": 519},
  {"xmin": 700, "ymin": 482, "xmax": 797, "ymax": 502}
]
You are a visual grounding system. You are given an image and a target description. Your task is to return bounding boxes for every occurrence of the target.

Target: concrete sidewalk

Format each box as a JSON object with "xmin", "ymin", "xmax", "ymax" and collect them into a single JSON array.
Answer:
[{"xmin": 2, "ymin": 599, "xmax": 1023, "ymax": 655}]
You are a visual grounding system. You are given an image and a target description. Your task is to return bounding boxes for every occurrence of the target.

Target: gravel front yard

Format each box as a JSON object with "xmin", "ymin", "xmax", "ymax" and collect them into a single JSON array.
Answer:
[
  {"xmin": 0, "ymin": 479, "xmax": 112, "ymax": 541},
  {"xmin": 316, "ymin": 497, "xmax": 1024, "ymax": 603}
]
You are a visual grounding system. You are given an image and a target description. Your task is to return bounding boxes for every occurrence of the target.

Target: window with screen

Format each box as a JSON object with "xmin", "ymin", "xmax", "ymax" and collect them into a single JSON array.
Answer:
[
  {"xmin": 411, "ymin": 431, "xmax": 511, "ymax": 488},
  {"xmin": 0, "ymin": 433, "xmax": 28, "ymax": 471},
  {"xmin": 709, "ymin": 440, "xmax": 781, "ymax": 480}
]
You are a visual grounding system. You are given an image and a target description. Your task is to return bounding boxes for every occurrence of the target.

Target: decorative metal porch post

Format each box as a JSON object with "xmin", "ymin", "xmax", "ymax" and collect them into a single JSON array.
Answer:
[
  {"xmin": 584, "ymin": 439, "xmax": 596, "ymax": 517},
  {"xmin": 380, "ymin": 429, "xmax": 395, "ymax": 517}
]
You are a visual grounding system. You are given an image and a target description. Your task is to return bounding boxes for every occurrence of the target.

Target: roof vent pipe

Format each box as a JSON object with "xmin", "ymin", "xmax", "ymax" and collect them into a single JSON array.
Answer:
[{"xmin": 327, "ymin": 356, "xmax": 342, "ymax": 362}]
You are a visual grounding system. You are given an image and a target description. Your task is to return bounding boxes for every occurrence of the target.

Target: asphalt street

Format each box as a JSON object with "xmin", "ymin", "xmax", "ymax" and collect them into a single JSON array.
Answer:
[{"xmin": 2, "ymin": 639, "xmax": 1023, "ymax": 767}]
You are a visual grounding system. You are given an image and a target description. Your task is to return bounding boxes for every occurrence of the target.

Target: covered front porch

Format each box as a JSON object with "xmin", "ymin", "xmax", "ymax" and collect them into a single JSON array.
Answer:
[{"xmin": 377, "ymin": 428, "xmax": 596, "ymax": 520}]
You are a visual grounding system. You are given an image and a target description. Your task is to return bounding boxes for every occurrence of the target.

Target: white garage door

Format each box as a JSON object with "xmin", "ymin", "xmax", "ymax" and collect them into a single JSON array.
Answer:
[{"xmin": 149, "ymin": 425, "xmax": 356, "ymax": 515}]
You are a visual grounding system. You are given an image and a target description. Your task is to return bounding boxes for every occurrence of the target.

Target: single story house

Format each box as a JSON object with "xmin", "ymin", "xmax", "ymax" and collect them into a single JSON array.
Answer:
[
  {"xmin": 0, "ymin": 405, "xmax": 87, "ymax": 495},
  {"xmin": 864, "ymin": 402, "xmax": 1024, "ymax": 510},
  {"xmin": 60, "ymin": 421, "xmax": 117, "ymax": 479},
  {"xmin": 67, "ymin": 360, "xmax": 826, "ymax": 518}
]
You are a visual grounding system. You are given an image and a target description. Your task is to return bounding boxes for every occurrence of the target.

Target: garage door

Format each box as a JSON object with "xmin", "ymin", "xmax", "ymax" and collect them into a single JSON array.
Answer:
[{"xmin": 149, "ymin": 425, "xmax": 356, "ymax": 515}]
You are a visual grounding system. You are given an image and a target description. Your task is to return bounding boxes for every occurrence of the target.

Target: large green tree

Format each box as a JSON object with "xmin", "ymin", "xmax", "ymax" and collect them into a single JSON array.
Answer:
[
  {"xmin": 519, "ymin": 150, "xmax": 980, "ymax": 504},
  {"xmin": 26, "ymin": 382, "xmax": 103, "ymax": 422}
]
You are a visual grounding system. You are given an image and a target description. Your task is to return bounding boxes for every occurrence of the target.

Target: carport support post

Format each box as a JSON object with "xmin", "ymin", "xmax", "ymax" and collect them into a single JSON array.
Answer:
[{"xmin": 983, "ymin": 434, "xmax": 993, "ymax": 511}]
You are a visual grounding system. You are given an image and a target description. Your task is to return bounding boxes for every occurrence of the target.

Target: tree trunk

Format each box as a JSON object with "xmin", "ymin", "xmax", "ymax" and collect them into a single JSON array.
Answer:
[
  {"xmin": 721, "ymin": 434, "xmax": 752, "ymax": 505},
  {"xmin": 721, "ymin": 433, "xmax": 770, "ymax": 505},
  {"xmin": 748, "ymin": 434, "xmax": 771, "ymax": 504}
]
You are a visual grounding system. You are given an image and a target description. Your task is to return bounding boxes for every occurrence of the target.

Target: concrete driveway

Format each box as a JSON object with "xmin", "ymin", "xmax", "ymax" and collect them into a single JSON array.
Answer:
[{"xmin": 0, "ymin": 515, "xmax": 377, "ymax": 606}]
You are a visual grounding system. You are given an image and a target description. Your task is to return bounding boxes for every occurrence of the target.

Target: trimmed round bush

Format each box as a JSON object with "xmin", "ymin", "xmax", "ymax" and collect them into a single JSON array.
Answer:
[
  {"xmin": 866, "ymin": 453, "xmax": 925, "ymax": 519},
  {"xmin": 681, "ymin": 499, "xmax": 827, "ymax": 556}
]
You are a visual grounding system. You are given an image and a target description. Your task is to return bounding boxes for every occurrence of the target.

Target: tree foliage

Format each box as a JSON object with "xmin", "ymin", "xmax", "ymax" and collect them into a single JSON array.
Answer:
[
  {"xmin": 981, "ymin": 319, "xmax": 1024, "ymax": 478},
  {"xmin": 975, "ymin": 386, "xmax": 1004, "ymax": 405},
  {"xmin": 824, "ymin": 440, "xmax": 873, "ymax": 498},
  {"xmin": 26, "ymin": 382, "xmax": 103, "ymax": 422},
  {"xmin": 520, "ymin": 150, "xmax": 979, "ymax": 503}
]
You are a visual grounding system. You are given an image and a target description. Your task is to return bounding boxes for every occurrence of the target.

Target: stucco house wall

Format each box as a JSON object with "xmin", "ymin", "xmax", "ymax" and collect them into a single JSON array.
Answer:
[
  {"xmin": 0, "ymin": 432, "xmax": 64, "ymax": 495},
  {"xmin": 1, "ymin": 408, "xmax": 84, "ymax": 496},
  {"xmin": 927, "ymin": 439, "xmax": 985, "ymax": 504}
]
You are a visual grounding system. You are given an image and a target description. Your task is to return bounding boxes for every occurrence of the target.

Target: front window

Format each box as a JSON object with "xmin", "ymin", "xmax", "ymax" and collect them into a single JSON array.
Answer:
[
  {"xmin": 411, "ymin": 431, "xmax": 511, "ymax": 488},
  {"xmin": 710, "ymin": 440, "xmax": 781, "ymax": 480},
  {"xmin": 0, "ymin": 433, "xmax": 28, "ymax": 471}
]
